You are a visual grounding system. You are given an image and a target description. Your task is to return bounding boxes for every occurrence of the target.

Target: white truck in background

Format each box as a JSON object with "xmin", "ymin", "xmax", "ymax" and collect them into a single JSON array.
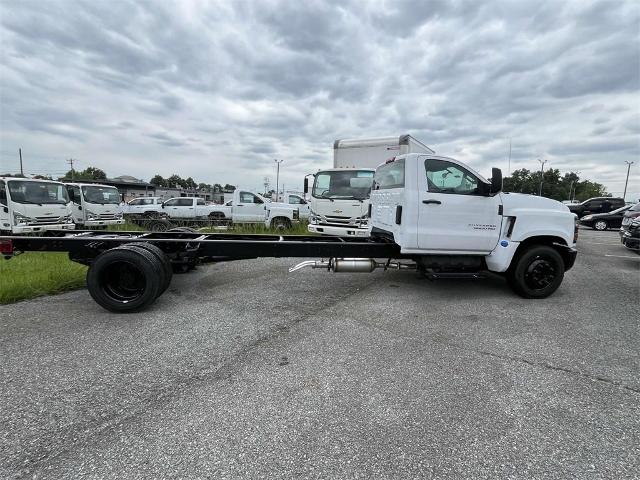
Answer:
[
  {"xmin": 0, "ymin": 177, "xmax": 75, "ymax": 234},
  {"xmin": 306, "ymin": 135, "xmax": 434, "ymax": 237},
  {"xmin": 65, "ymin": 183, "xmax": 124, "ymax": 228},
  {"xmin": 162, "ymin": 190, "xmax": 300, "ymax": 229},
  {"xmin": 120, "ymin": 197, "xmax": 165, "ymax": 217}
]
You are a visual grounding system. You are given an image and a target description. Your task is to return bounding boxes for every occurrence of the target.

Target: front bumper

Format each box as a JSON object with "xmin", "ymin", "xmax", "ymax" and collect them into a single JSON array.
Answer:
[
  {"xmin": 12, "ymin": 223, "xmax": 75, "ymax": 234},
  {"xmin": 621, "ymin": 232, "xmax": 640, "ymax": 251},
  {"xmin": 308, "ymin": 224, "xmax": 370, "ymax": 237},
  {"xmin": 84, "ymin": 219, "xmax": 125, "ymax": 227}
]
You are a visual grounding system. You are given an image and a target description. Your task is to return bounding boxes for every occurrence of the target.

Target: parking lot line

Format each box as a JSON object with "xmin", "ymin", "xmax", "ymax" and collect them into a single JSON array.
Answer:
[{"xmin": 604, "ymin": 254, "xmax": 640, "ymax": 259}]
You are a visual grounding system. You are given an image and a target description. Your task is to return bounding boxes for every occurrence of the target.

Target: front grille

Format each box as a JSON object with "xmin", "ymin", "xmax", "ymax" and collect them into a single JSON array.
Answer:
[
  {"xmin": 34, "ymin": 216, "xmax": 64, "ymax": 224},
  {"xmin": 96, "ymin": 214, "xmax": 118, "ymax": 220}
]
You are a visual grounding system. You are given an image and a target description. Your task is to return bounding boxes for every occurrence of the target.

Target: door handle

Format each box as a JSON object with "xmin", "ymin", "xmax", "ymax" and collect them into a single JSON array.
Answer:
[{"xmin": 422, "ymin": 199, "xmax": 442, "ymax": 205}]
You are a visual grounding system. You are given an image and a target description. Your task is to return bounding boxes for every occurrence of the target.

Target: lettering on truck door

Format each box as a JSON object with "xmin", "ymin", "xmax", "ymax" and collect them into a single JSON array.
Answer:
[{"xmin": 417, "ymin": 156, "xmax": 502, "ymax": 253}]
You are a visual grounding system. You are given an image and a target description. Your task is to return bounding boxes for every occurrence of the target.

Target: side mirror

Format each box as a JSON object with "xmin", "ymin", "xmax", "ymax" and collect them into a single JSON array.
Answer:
[
  {"xmin": 490, "ymin": 167, "xmax": 503, "ymax": 195},
  {"xmin": 161, "ymin": 203, "xmax": 165, "ymax": 209},
  {"xmin": 304, "ymin": 177, "xmax": 309, "ymax": 194}
]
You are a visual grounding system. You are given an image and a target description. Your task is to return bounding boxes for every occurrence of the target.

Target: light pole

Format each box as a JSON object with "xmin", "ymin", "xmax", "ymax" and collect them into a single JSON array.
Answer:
[
  {"xmin": 623, "ymin": 161, "xmax": 634, "ymax": 201},
  {"xmin": 537, "ymin": 158, "xmax": 547, "ymax": 196},
  {"xmin": 274, "ymin": 159, "xmax": 283, "ymax": 202}
]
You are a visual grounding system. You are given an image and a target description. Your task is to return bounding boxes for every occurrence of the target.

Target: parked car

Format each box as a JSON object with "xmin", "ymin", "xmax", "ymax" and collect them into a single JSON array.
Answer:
[
  {"xmin": 567, "ymin": 197, "xmax": 626, "ymax": 218},
  {"xmin": 620, "ymin": 202, "xmax": 640, "ymax": 233},
  {"xmin": 621, "ymin": 219, "xmax": 640, "ymax": 253},
  {"xmin": 579, "ymin": 205, "xmax": 631, "ymax": 230}
]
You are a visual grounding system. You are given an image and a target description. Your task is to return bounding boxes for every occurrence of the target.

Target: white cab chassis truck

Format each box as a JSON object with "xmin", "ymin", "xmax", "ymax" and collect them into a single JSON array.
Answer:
[
  {"xmin": 0, "ymin": 177, "xmax": 75, "ymax": 234},
  {"xmin": 0, "ymin": 153, "xmax": 577, "ymax": 312},
  {"xmin": 307, "ymin": 135, "xmax": 433, "ymax": 237},
  {"xmin": 65, "ymin": 183, "xmax": 124, "ymax": 228}
]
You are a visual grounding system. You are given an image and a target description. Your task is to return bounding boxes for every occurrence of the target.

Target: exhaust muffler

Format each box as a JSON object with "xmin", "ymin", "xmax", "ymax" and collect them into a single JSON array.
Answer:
[{"xmin": 289, "ymin": 258, "xmax": 415, "ymax": 273}]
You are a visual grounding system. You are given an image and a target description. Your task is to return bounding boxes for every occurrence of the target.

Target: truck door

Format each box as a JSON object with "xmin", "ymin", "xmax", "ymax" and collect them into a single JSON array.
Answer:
[
  {"xmin": 417, "ymin": 157, "xmax": 502, "ymax": 253},
  {"xmin": 66, "ymin": 185, "xmax": 84, "ymax": 224},
  {"xmin": 288, "ymin": 195, "xmax": 309, "ymax": 218},
  {"xmin": 235, "ymin": 192, "xmax": 265, "ymax": 222},
  {"xmin": 195, "ymin": 197, "xmax": 206, "ymax": 216}
]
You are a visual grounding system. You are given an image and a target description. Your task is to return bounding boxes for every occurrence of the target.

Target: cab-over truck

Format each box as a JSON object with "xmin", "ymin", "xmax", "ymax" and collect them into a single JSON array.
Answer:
[{"xmin": 0, "ymin": 153, "xmax": 577, "ymax": 312}]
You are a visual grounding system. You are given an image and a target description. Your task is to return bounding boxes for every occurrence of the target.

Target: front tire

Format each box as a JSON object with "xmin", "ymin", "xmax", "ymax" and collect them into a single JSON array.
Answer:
[
  {"xmin": 507, "ymin": 245, "xmax": 565, "ymax": 299},
  {"xmin": 594, "ymin": 220, "xmax": 608, "ymax": 231}
]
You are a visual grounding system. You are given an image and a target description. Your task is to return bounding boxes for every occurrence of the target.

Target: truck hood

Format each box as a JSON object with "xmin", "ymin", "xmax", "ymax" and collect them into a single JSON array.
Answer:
[
  {"xmin": 312, "ymin": 198, "xmax": 369, "ymax": 218},
  {"xmin": 501, "ymin": 193, "xmax": 571, "ymax": 215}
]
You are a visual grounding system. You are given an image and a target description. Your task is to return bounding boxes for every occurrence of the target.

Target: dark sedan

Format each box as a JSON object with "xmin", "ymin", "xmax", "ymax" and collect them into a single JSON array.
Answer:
[{"xmin": 579, "ymin": 205, "xmax": 631, "ymax": 230}]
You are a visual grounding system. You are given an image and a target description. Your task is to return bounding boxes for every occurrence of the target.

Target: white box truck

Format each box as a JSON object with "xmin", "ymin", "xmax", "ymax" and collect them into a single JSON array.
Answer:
[
  {"xmin": 306, "ymin": 135, "xmax": 434, "ymax": 237},
  {"xmin": 65, "ymin": 182, "xmax": 125, "ymax": 228},
  {"xmin": 0, "ymin": 177, "xmax": 75, "ymax": 234}
]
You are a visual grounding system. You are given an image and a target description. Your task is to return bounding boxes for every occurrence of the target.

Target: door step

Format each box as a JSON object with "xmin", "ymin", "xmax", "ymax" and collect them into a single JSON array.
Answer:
[{"xmin": 422, "ymin": 271, "xmax": 486, "ymax": 280}]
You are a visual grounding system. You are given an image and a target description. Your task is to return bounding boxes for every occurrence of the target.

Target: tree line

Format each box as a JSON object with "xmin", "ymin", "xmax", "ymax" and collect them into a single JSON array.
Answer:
[
  {"xmin": 149, "ymin": 174, "xmax": 235, "ymax": 192},
  {"xmin": 503, "ymin": 168, "xmax": 607, "ymax": 201}
]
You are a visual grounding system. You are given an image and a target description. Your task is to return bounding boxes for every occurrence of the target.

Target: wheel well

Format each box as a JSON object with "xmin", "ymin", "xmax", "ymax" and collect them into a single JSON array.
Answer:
[
  {"xmin": 514, "ymin": 235, "xmax": 572, "ymax": 268},
  {"xmin": 271, "ymin": 216, "xmax": 291, "ymax": 224}
]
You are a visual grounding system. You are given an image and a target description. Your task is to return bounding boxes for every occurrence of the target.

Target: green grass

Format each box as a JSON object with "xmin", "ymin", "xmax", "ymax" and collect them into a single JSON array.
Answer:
[
  {"xmin": 202, "ymin": 221, "xmax": 313, "ymax": 235},
  {"xmin": 0, "ymin": 252, "xmax": 87, "ymax": 304}
]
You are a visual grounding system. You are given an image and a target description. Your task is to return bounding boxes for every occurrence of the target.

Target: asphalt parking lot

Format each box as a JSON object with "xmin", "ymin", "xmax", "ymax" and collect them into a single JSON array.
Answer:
[{"xmin": 1, "ymin": 229, "xmax": 638, "ymax": 479}]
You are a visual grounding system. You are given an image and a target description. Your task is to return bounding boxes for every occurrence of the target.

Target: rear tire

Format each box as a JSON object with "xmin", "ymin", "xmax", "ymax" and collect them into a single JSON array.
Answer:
[
  {"xmin": 594, "ymin": 220, "xmax": 608, "ymax": 231},
  {"xmin": 119, "ymin": 243, "xmax": 172, "ymax": 296},
  {"xmin": 148, "ymin": 220, "xmax": 171, "ymax": 232},
  {"xmin": 271, "ymin": 217, "xmax": 291, "ymax": 230},
  {"xmin": 506, "ymin": 245, "xmax": 565, "ymax": 299},
  {"xmin": 86, "ymin": 247, "xmax": 162, "ymax": 312}
]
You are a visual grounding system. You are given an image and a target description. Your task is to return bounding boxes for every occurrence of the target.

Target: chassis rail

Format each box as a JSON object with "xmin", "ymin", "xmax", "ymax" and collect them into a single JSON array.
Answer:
[{"xmin": 2, "ymin": 230, "xmax": 403, "ymax": 261}]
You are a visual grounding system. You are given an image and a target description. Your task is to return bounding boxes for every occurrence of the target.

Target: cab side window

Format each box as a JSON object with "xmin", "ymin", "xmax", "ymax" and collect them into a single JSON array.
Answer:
[
  {"xmin": 240, "ymin": 192, "xmax": 263, "ymax": 204},
  {"xmin": 176, "ymin": 198, "xmax": 193, "ymax": 207},
  {"xmin": 424, "ymin": 159, "xmax": 480, "ymax": 195},
  {"xmin": 164, "ymin": 198, "xmax": 179, "ymax": 207},
  {"xmin": 288, "ymin": 195, "xmax": 305, "ymax": 204},
  {"xmin": 197, "ymin": 198, "xmax": 205, "ymax": 206}
]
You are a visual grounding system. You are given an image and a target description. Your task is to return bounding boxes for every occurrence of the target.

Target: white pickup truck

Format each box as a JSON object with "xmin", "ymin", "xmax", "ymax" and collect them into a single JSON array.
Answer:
[
  {"xmin": 120, "ymin": 197, "xmax": 165, "ymax": 217},
  {"xmin": 162, "ymin": 190, "xmax": 300, "ymax": 229}
]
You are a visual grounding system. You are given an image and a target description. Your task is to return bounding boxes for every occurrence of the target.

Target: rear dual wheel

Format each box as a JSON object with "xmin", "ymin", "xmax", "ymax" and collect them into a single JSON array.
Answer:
[{"xmin": 86, "ymin": 243, "xmax": 172, "ymax": 312}]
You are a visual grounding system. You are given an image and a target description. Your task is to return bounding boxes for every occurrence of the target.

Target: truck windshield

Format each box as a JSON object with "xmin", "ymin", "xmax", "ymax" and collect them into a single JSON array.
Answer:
[
  {"xmin": 8, "ymin": 180, "xmax": 69, "ymax": 205},
  {"xmin": 81, "ymin": 186, "xmax": 120, "ymax": 204},
  {"xmin": 312, "ymin": 170, "xmax": 374, "ymax": 200}
]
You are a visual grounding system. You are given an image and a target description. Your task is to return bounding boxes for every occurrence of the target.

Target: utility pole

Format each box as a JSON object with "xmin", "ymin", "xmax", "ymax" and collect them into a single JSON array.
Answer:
[
  {"xmin": 18, "ymin": 148, "xmax": 24, "ymax": 176},
  {"xmin": 537, "ymin": 158, "xmax": 547, "ymax": 196},
  {"xmin": 274, "ymin": 159, "xmax": 283, "ymax": 202},
  {"xmin": 66, "ymin": 158, "xmax": 75, "ymax": 180},
  {"xmin": 623, "ymin": 161, "xmax": 634, "ymax": 201}
]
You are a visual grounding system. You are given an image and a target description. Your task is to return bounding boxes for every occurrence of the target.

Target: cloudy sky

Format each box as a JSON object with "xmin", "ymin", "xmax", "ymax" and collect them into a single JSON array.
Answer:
[{"xmin": 1, "ymin": 0, "xmax": 638, "ymax": 197}]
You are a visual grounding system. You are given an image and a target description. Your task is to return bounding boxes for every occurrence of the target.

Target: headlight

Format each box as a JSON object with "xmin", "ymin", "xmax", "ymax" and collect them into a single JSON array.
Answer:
[
  {"xmin": 582, "ymin": 216, "xmax": 592, "ymax": 221},
  {"xmin": 115, "ymin": 212, "xmax": 123, "ymax": 219},
  {"xmin": 65, "ymin": 214, "xmax": 74, "ymax": 223},
  {"xmin": 13, "ymin": 212, "xmax": 32, "ymax": 225},
  {"xmin": 85, "ymin": 210, "xmax": 97, "ymax": 220}
]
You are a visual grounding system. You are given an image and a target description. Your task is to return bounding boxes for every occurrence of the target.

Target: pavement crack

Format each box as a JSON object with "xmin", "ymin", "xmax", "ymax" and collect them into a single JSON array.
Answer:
[{"xmin": 468, "ymin": 347, "xmax": 640, "ymax": 394}]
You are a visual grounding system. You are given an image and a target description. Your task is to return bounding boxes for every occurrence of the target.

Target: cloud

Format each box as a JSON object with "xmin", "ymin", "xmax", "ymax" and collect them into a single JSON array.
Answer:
[{"xmin": 0, "ymin": 0, "xmax": 638, "ymax": 199}]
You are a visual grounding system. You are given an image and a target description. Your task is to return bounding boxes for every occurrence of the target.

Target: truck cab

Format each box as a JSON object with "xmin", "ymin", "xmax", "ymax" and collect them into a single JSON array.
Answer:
[
  {"xmin": 306, "ymin": 168, "xmax": 374, "ymax": 236},
  {"xmin": 370, "ymin": 154, "xmax": 577, "ymax": 298},
  {"xmin": 0, "ymin": 177, "xmax": 75, "ymax": 234},
  {"xmin": 65, "ymin": 183, "xmax": 124, "ymax": 228}
]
